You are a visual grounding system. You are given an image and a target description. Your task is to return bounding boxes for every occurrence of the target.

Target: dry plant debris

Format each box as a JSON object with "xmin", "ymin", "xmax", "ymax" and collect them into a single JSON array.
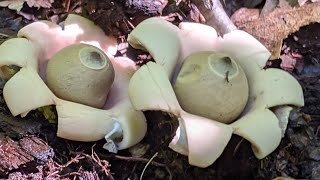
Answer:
[
  {"xmin": 0, "ymin": 136, "xmax": 53, "ymax": 174},
  {"xmin": 298, "ymin": 0, "xmax": 320, "ymax": 6},
  {"xmin": 192, "ymin": 0, "xmax": 236, "ymax": 34},
  {"xmin": 125, "ymin": 0, "xmax": 168, "ymax": 15},
  {"xmin": 0, "ymin": 0, "xmax": 54, "ymax": 12},
  {"xmin": 0, "ymin": 112, "xmax": 42, "ymax": 138},
  {"xmin": 25, "ymin": 0, "xmax": 54, "ymax": 9},
  {"xmin": 0, "ymin": 0, "xmax": 24, "ymax": 11},
  {"xmin": 1, "ymin": 140, "xmax": 113, "ymax": 179},
  {"xmin": 19, "ymin": 136, "xmax": 54, "ymax": 162},
  {"xmin": 231, "ymin": 2, "xmax": 320, "ymax": 59}
]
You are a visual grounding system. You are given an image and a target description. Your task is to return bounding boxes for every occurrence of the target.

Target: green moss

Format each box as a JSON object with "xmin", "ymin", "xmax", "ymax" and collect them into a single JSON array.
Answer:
[{"xmin": 37, "ymin": 105, "xmax": 57, "ymax": 123}]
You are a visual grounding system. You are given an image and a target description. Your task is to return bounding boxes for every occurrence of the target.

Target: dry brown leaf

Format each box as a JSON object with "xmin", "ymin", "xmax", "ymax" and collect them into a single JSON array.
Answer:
[
  {"xmin": 280, "ymin": 51, "xmax": 302, "ymax": 72},
  {"xmin": 231, "ymin": 3, "xmax": 320, "ymax": 59},
  {"xmin": 0, "ymin": 0, "xmax": 24, "ymax": 11},
  {"xmin": 0, "ymin": 0, "xmax": 54, "ymax": 11},
  {"xmin": 25, "ymin": 0, "xmax": 54, "ymax": 8}
]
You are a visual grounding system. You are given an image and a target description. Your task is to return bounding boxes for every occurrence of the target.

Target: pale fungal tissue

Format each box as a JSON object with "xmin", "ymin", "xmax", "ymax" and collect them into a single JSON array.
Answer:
[
  {"xmin": 0, "ymin": 15, "xmax": 304, "ymax": 168},
  {"xmin": 0, "ymin": 14, "xmax": 147, "ymax": 153},
  {"xmin": 127, "ymin": 17, "xmax": 304, "ymax": 168}
]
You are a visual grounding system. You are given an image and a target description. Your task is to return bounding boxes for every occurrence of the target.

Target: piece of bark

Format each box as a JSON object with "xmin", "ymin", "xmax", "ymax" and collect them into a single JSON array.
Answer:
[
  {"xmin": 0, "ymin": 137, "xmax": 34, "ymax": 174},
  {"xmin": 82, "ymin": 0, "xmax": 128, "ymax": 36},
  {"xmin": 0, "ymin": 136, "xmax": 53, "ymax": 175},
  {"xmin": 7, "ymin": 170, "xmax": 44, "ymax": 180},
  {"xmin": 80, "ymin": 171, "xmax": 100, "ymax": 180},
  {"xmin": 0, "ymin": 113, "xmax": 42, "ymax": 139},
  {"xmin": 19, "ymin": 136, "xmax": 54, "ymax": 162},
  {"xmin": 125, "ymin": 0, "xmax": 168, "ymax": 15}
]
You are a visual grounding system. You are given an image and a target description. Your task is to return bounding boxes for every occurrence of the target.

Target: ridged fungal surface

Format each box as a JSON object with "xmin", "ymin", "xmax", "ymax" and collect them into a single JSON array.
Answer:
[
  {"xmin": 0, "ymin": 14, "xmax": 147, "ymax": 153},
  {"xmin": 127, "ymin": 18, "xmax": 304, "ymax": 168}
]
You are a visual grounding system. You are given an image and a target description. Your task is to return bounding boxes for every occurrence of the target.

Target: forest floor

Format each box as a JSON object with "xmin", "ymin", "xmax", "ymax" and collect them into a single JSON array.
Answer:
[{"xmin": 0, "ymin": 0, "xmax": 319, "ymax": 180}]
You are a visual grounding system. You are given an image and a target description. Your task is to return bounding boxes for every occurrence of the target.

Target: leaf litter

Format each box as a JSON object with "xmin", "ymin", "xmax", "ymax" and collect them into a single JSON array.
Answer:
[
  {"xmin": 0, "ymin": 0, "xmax": 54, "ymax": 12},
  {"xmin": 231, "ymin": 2, "xmax": 320, "ymax": 59}
]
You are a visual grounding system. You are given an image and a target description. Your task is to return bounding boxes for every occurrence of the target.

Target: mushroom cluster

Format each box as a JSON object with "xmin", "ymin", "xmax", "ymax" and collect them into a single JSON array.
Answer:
[
  {"xmin": 127, "ymin": 18, "xmax": 304, "ymax": 167},
  {"xmin": 0, "ymin": 14, "xmax": 304, "ymax": 168},
  {"xmin": 0, "ymin": 14, "xmax": 147, "ymax": 152}
]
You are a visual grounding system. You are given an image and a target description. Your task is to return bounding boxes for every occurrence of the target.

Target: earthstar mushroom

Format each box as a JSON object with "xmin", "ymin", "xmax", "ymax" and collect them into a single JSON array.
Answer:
[
  {"xmin": 17, "ymin": 14, "xmax": 117, "ymax": 78},
  {"xmin": 127, "ymin": 17, "xmax": 304, "ymax": 167},
  {"xmin": 127, "ymin": 17, "xmax": 181, "ymax": 78},
  {"xmin": 0, "ymin": 14, "xmax": 147, "ymax": 152},
  {"xmin": 129, "ymin": 61, "xmax": 233, "ymax": 167}
]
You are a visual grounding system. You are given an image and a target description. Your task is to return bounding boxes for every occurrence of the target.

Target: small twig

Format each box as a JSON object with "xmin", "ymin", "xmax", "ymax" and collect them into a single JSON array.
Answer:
[
  {"xmin": 68, "ymin": 145, "xmax": 114, "ymax": 179},
  {"xmin": 260, "ymin": 0, "xmax": 278, "ymax": 17},
  {"xmin": 177, "ymin": 7, "xmax": 188, "ymax": 19},
  {"xmin": 46, "ymin": 170, "xmax": 60, "ymax": 178},
  {"xmin": 85, "ymin": 145, "xmax": 114, "ymax": 180},
  {"xmin": 113, "ymin": 155, "xmax": 166, "ymax": 167},
  {"xmin": 54, "ymin": 154, "xmax": 84, "ymax": 169},
  {"xmin": 125, "ymin": 18, "xmax": 135, "ymax": 29},
  {"xmin": 59, "ymin": 172, "xmax": 82, "ymax": 179},
  {"xmin": 70, "ymin": 1, "xmax": 82, "ymax": 12},
  {"xmin": 110, "ymin": 154, "xmax": 172, "ymax": 180},
  {"xmin": 316, "ymin": 125, "xmax": 320, "ymax": 137},
  {"xmin": 130, "ymin": 163, "xmax": 138, "ymax": 176},
  {"xmin": 140, "ymin": 152, "xmax": 158, "ymax": 180},
  {"xmin": 193, "ymin": 0, "xmax": 237, "ymax": 35},
  {"xmin": 0, "ymin": 33, "xmax": 9, "ymax": 38},
  {"xmin": 233, "ymin": 138, "xmax": 244, "ymax": 156},
  {"xmin": 64, "ymin": 0, "xmax": 71, "ymax": 12},
  {"xmin": 225, "ymin": 71, "xmax": 229, "ymax": 82}
]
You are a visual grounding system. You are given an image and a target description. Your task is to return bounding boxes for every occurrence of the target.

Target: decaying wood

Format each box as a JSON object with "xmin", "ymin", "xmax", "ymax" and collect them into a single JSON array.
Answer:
[
  {"xmin": 7, "ymin": 171, "xmax": 43, "ymax": 180},
  {"xmin": 125, "ymin": 0, "xmax": 168, "ymax": 15},
  {"xmin": 0, "ymin": 137, "xmax": 34, "ymax": 174},
  {"xmin": 19, "ymin": 136, "xmax": 54, "ymax": 162},
  {"xmin": 0, "ymin": 112, "xmax": 42, "ymax": 139},
  {"xmin": 0, "ymin": 136, "xmax": 54, "ymax": 175}
]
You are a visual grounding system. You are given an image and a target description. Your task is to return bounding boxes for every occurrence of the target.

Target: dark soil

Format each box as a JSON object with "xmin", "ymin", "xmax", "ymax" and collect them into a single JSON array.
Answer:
[
  {"xmin": 262, "ymin": 23, "xmax": 320, "ymax": 179},
  {"xmin": 0, "ymin": 1, "xmax": 319, "ymax": 180}
]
